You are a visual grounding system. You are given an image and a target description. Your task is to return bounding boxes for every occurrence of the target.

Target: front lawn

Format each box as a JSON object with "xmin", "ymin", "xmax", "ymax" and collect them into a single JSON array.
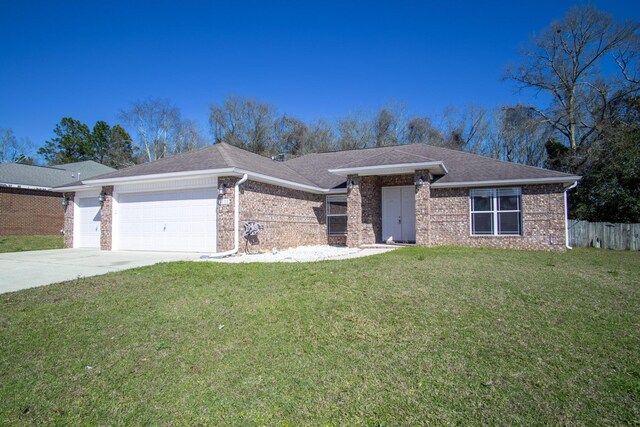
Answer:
[
  {"xmin": 0, "ymin": 247, "xmax": 638, "ymax": 425},
  {"xmin": 0, "ymin": 235, "xmax": 63, "ymax": 253}
]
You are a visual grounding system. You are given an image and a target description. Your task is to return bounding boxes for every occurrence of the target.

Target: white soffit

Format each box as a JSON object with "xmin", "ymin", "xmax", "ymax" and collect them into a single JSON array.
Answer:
[{"xmin": 328, "ymin": 162, "xmax": 448, "ymax": 176}]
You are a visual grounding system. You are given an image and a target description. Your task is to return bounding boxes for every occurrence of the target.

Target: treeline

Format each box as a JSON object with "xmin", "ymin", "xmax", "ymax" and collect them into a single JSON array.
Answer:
[
  {"xmin": 0, "ymin": 98, "xmax": 551, "ymax": 169},
  {"xmin": 208, "ymin": 99, "xmax": 546, "ymax": 165}
]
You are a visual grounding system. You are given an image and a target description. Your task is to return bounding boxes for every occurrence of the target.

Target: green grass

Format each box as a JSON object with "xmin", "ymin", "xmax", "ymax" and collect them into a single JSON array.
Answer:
[
  {"xmin": 0, "ymin": 235, "xmax": 63, "ymax": 253},
  {"xmin": 1, "ymin": 247, "xmax": 639, "ymax": 425}
]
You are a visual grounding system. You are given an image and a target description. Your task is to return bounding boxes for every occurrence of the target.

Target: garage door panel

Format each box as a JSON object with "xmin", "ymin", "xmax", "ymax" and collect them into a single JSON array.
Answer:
[
  {"xmin": 116, "ymin": 188, "xmax": 216, "ymax": 253},
  {"xmin": 75, "ymin": 196, "xmax": 101, "ymax": 248}
]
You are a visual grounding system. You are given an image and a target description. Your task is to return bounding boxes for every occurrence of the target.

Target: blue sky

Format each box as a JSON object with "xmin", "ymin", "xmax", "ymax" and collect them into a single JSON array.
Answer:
[{"xmin": 1, "ymin": 0, "xmax": 638, "ymax": 153}]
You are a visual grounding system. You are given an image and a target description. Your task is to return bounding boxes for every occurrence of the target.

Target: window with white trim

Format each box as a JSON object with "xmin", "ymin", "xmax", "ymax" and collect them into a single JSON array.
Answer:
[
  {"xmin": 326, "ymin": 196, "xmax": 347, "ymax": 235},
  {"xmin": 470, "ymin": 188, "xmax": 522, "ymax": 236}
]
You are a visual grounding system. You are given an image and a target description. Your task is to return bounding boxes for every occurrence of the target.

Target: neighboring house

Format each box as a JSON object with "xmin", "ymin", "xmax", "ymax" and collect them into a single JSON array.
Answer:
[
  {"xmin": 55, "ymin": 143, "xmax": 580, "ymax": 252},
  {"xmin": 0, "ymin": 161, "xmax": 115, "ymax": 236}
]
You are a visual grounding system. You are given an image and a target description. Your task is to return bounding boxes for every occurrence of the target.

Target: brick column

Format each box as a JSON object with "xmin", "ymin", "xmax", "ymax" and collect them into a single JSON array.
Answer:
[
  {"xmin": 414, "ymin": 170, "xmax": 431, "ymax": 246},
  {"xmin": 100, "ymin": 186, "xmax": 113, "ymax": 250},
  {"xmin": 359, "ymin": 176, "xmax": 381, "ymax": 245},
  {"xmin": 63, "ymin": 193, "xmax": 75, "ymax": 248},
  {"xmin": 346, "ymin": 175, "xmax": 362, "ymax": 248},
  {"xmin": 216, "ymin": 177, "xmax": 238, "ymax": 252}
]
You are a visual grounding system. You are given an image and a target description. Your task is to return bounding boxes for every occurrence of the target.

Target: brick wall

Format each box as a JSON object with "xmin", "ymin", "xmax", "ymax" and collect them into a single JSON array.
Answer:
[
  {"xmin": 0, "ymin": 187, "xmax": 64, "ymax": 236},
  {"xmin": 62, "ymin": 176, "xmax": 567, "ymax": 253},
  {"xmin": 345, "ymin": 175, "xmax": 566, "ymax": 250},
  {"xmin": 217, "ymin": 178, "xmax": 332, "ymax": 252},
  {"xmin": 238, "ymin": 180, "xmax": 328, "ymax": 252},
  {"xmin": 430, "ymin": 184, "xmax": 566, "ymax": 250}
]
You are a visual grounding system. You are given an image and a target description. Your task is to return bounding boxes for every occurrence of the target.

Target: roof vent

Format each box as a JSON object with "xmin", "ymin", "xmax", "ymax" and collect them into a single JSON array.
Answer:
[{"xmin": 271, "ymin": 153, "xmax": 287, "ymax": 162}]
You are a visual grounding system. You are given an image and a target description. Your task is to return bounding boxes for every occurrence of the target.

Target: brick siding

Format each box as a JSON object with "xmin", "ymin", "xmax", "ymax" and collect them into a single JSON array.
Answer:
[
  {"xmin": 217, "ymin": 178, "xmax": 330, "ymax": 252},
  {"xmin": 0, "ymin": 187, "xmax": 64, "ymax": 236},
  {"xmin": 346, "ymin": 174, "xmax": 566, "ymax": 250},
  {"xmin": 66, "ymin": 176, "xmax": 567, "ymax": 253},
  {"xmin": 429, "ymin": 184, "xmax": 566, "ymax": 250}
]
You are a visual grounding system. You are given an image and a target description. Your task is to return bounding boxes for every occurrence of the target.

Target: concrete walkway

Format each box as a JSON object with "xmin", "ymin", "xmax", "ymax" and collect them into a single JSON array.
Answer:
[
  {"xmin": 205, "ymin": 246, "xmax": 397, "ymax": 263},
  {"xmin": 0, "ymin": 249, "xmax": 203, "ymax": 294}
]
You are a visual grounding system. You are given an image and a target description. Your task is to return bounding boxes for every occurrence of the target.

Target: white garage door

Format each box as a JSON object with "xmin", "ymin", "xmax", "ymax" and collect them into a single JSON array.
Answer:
[
  {"xmin": 74, "ymin": 196, "xmax": 101, "ymax": 248},
  {"xmin": 115, "ymin": 188, "xmax": 216, "ymax": 252}
]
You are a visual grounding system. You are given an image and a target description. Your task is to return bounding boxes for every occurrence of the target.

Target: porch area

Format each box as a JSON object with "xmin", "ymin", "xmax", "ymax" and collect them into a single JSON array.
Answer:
[{"xmin": 345, "ymin": 171, "xmax": 431, "ymax": 247}]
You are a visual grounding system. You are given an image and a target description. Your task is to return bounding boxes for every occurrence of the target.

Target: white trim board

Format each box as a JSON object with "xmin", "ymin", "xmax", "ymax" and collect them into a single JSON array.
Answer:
[
  {"xmin": 329, "ymin": 161, "xmax": 448, "ymax": 176},
  {"xmin": 432, "ymin": 176, "xmax": 581, "ymax": 189}
]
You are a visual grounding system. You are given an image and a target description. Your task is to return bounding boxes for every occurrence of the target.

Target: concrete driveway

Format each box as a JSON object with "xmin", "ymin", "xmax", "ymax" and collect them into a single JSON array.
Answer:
[{"xmin": 0, "ymin": 249, "xmax": 203, "ymax": 294}]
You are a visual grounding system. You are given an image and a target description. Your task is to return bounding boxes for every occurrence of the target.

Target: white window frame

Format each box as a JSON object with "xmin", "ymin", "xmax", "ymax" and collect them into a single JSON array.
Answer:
[
  {"xmin": 326, "ymin": 195, "xmax": 348, "ymax": 236},
  {"xmin": 469, "ymin": 188, "xmax": 522, "ymax": 236}
]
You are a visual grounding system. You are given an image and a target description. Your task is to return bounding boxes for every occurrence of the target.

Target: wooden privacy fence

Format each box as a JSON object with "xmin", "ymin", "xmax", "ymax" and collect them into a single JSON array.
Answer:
[{"xmin": 568, "ymin": 220, "xmax": 640, "ymax": 250}]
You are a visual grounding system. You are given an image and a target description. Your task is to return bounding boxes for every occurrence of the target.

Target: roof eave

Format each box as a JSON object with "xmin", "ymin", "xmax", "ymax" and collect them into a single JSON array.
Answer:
[
  {"xmin": 51, "ymin": 185, "xmax": 93, "ymax": 192},
  {"xmin": 82, "ymin": 168, "xmax": 238, "ymax": 185},
  {"xmin": 328, "ymin": 161, "xmax": 448, "ymax": 176},
  {"xmin": 232, "ymin": 168, "xmax": 335, "ymax": 194},
  {"xmin": 61, "ymin": 167, "xmax": 337, "ymax": 195},
  {"xmin": 431, "ymin": 176, "xmax": 582, "ymax": 189},
  {"xmin": 0, "ymin": 182, "xmax": 52, "ymax": 191}
]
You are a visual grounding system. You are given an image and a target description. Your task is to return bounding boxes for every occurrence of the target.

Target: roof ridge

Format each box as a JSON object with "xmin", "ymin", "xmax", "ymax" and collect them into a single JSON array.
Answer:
[
  {"xmin": 392, "ymin": 147, "xmax": 436, "ymax": 162},
  {"xmin": 308, "ymin": 142, "xmax": 423, "ymax": 156},
  {"xmin": 1, "ymin": 162, "xmax": 70, "ymax": 171},
  {"xmin": 330, "ymin": 149, "xmax": 391, "ymax": 169},
  {"xmin": 332, "ymin": 147, "xmax": 436, "ymax": 169},
  {"xmin": 204, "ymin": 142, "xmax": 323, "ymax": 188},
  {"xmin": 216, "ymin": 143, "xmax": 235, "ymax": 167}
]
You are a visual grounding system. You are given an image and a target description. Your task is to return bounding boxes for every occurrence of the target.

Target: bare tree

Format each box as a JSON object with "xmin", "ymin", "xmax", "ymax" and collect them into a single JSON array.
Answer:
[
  {"xmin": 306, "ymin": 119, "xmax": 336, "ymax": 153},
  {"xmin": 273, "ymin": 115, "xmax": 309, "ymax": 156},
  {"xmin": 336, "ymin": 111, "xmax": 374, "ymax": 150},
  {"xmin": 1, "ymin": 128, "xmax": 34, "ymax": 163},
  {"xmin": 209, "ymin": 96, "xmax": 276, "ymax": 155},
  {"xmin": 1, "ymin": 128, "xmax": 20, "ymax": 163},
  {"xmin": 436, "ymin": 105, "xmax": 489, "ymax": 153},
  {"xmin": 120, "ymin": 99, "xmax": 182, "ymax": 162},
  {"xmin": 373, "ymin": 108, "xmax": 399, "ymax": 147},
  {"xmin": 486, "ymin": 105, "xmax": 551, "ymax": 167},
  {"xmin": 506, "ymin": 5, "xmax": 640, "ymax": 150},
  {"xmin": 173, "ymin": 119, "xmax": 206, "ymax": 154},
  {"xmin": 405, "ymin": 116, "xmax": 444, "ymax": 145}
]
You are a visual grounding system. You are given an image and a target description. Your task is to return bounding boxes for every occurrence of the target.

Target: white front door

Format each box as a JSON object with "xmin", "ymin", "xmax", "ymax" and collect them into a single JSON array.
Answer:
[
  {"xmin": 74, "ymin": 196, "xmax": 101, "ymax": 248},
  {"xmin": 115, "ymin": 187, "xmax": 217, "ymax": 253},
  {"xmin": 382, "ymin": 186, "xmax": 416, "ymax": 243}
]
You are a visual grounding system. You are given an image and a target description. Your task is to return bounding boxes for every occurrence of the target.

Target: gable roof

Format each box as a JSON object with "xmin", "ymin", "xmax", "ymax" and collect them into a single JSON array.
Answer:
[
  {"xmin": 57, "ymin": 142, "xmax": 579, "ymax": 192},
  {"xmin": 0, "ymin": 161, "xmax": 115, "ymax": 190}
]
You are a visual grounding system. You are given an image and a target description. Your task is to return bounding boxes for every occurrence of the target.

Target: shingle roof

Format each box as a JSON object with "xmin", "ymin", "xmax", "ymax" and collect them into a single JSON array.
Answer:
[
  {"xmin": 286, "ymin": 144, "xmax": 576, "ymax": 188},
  {"xmin": 67, "ymin": 142, "xmax": 578, "ymax": 191},
  {"xmin": 81, "ymin": 143, "xmax": 318, "ymax": 188},
  {"xmin": 0, "ymin": 161, "xmax": 115, "ymax": 189}
]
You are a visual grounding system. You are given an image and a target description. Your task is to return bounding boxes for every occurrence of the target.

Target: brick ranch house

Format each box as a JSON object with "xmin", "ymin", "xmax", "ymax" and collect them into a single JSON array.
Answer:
[
  {"xmin": 55, "ymin": 143, "xmax": 580, "ymax": 253},
  {"xmin": 0, "ymin": 161, "xmax": 114, "ymax": 236}
]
